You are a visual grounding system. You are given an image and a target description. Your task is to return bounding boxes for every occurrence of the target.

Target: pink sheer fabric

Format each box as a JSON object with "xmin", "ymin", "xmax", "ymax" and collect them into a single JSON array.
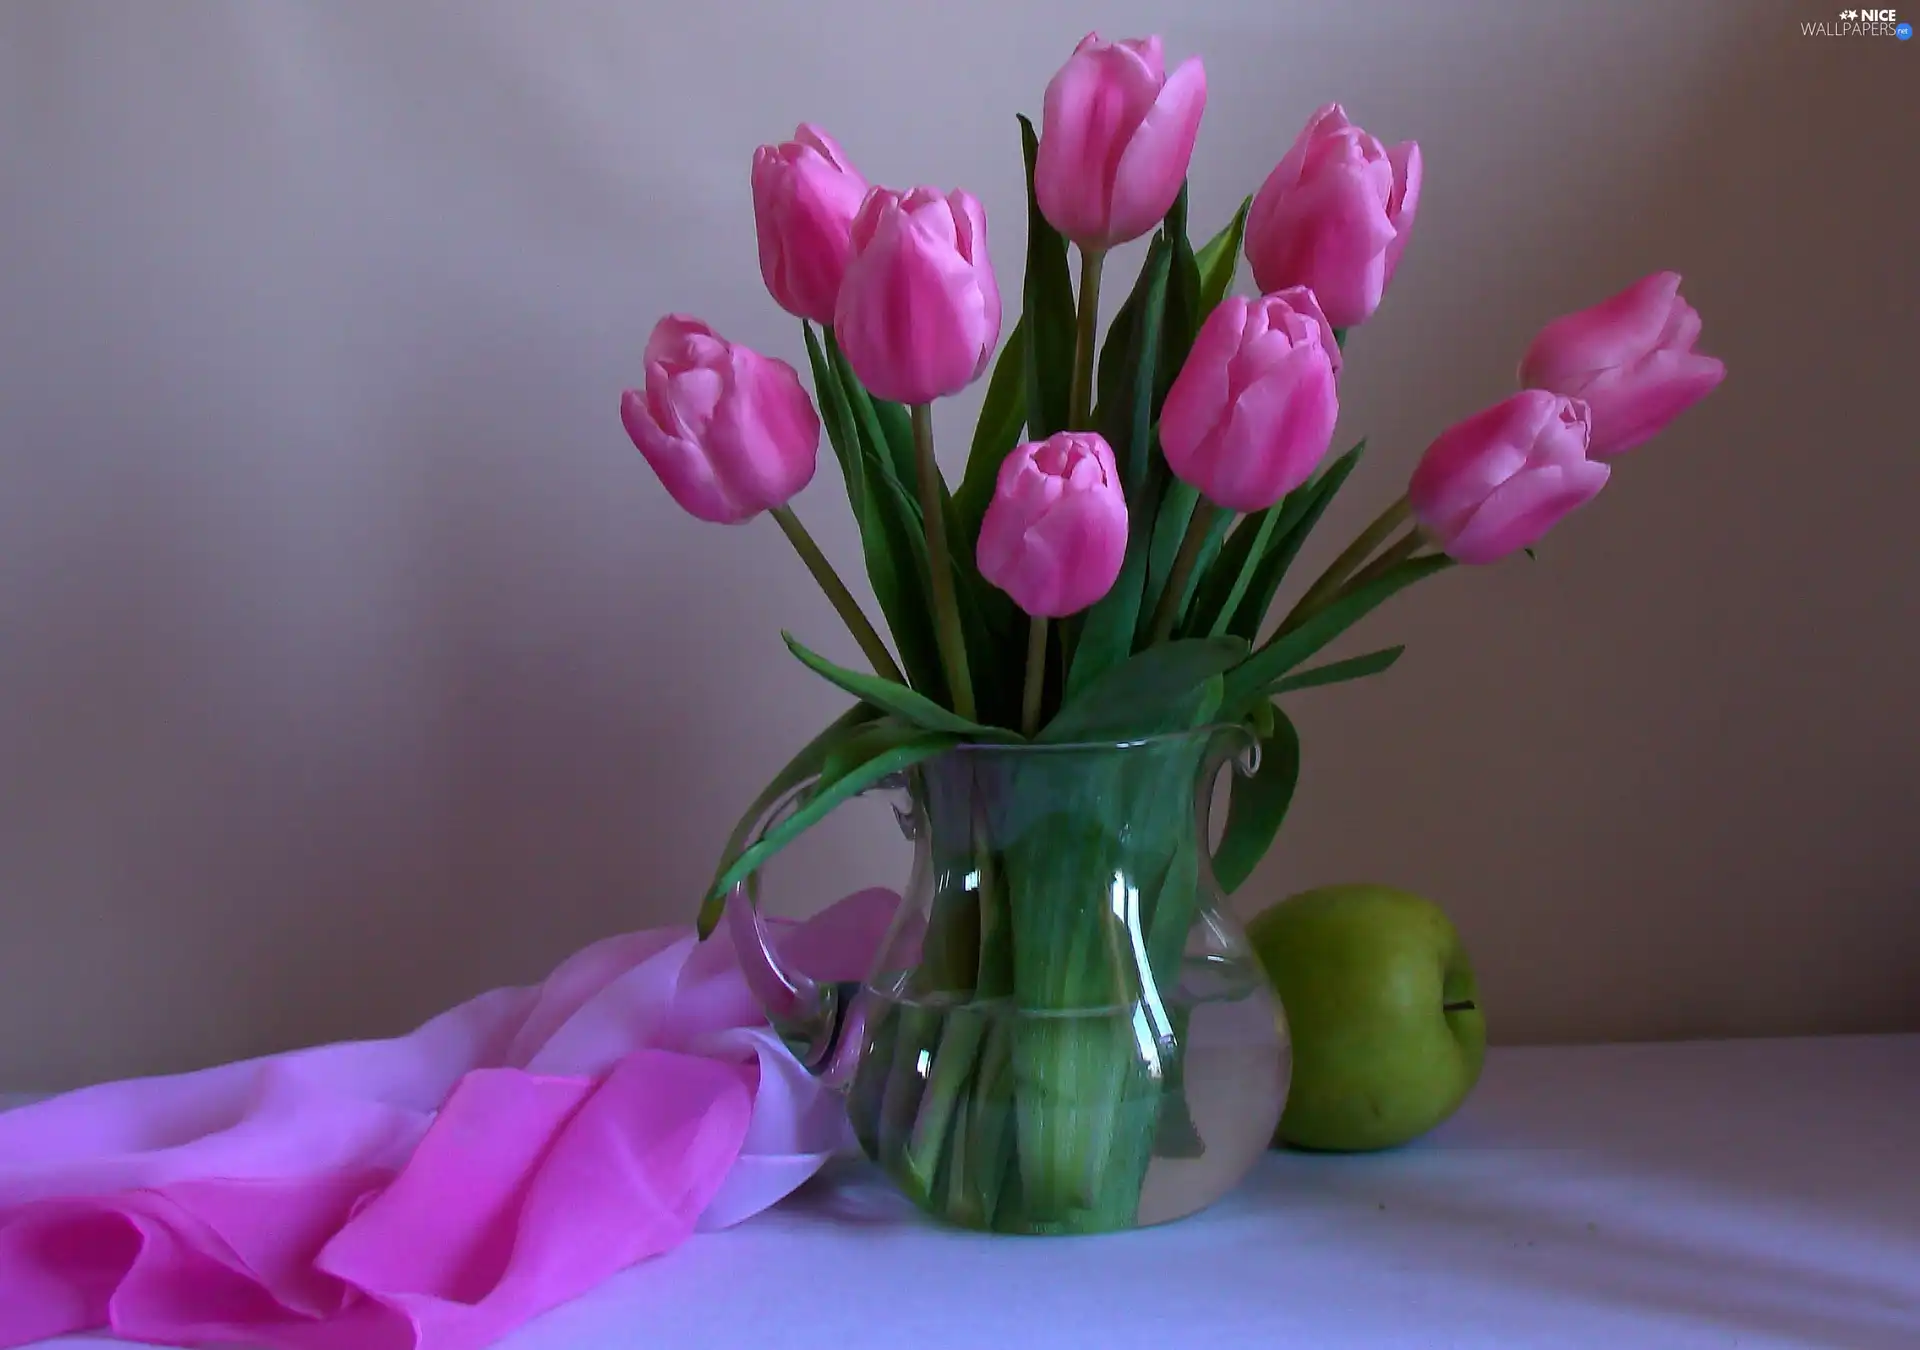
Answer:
[{"xmin": 0, "ymin": 888, "xmax": 899, "ymax": 1350}]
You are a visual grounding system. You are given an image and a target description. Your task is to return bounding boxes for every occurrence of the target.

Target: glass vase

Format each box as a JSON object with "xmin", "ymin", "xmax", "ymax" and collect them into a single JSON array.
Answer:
[{"xmin": 730, "ymin": 727, "xmax": 1288, "ymax": 1235}]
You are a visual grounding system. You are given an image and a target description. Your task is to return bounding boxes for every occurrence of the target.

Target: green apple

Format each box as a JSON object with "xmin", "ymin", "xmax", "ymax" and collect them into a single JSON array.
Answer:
[{"xmin": 1247, "ymin": 883, "xmax": 1486, "ymax": 1151}]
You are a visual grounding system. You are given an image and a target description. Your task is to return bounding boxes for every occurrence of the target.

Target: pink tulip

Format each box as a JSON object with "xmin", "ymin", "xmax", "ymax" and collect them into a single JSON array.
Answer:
[
  {"xmin": 833, "ymin": 186, "xmax": 1002, "ymax": 405},
  {"xmin": 1158, "ymin": 289, "xmax": 1342, "ymax": 513},
  {"xmin": 976, "ymin": 431, "xmax": 1128, "ymax": 617},
  {"xmin": 1245, "ymin": 103, "xmax": 1421, "ymax": 329},
  {"xmin": 751, "ymin": 124, "xmax": 869, "ymax": 326},
  {"xmin": 1519, "ymin": 271, "xmax": 1726, "ymax": 458},
  {"xmin": 1408, "ymin": 390, "xmax": 1609, "ymax": 565},
  {"xmin": 620, "ymin": 316, "xmax": 819, "ymax": 525},
  {"xmin": 1034, "ymin": 33, "xmax": 1208, "ymax": 250}
]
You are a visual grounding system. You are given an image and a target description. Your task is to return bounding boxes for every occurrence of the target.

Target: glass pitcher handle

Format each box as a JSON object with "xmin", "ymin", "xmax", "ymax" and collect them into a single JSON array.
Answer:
[{"xmin": 722, "ymin": 771, "xmax": 915, "ymax": 1091}]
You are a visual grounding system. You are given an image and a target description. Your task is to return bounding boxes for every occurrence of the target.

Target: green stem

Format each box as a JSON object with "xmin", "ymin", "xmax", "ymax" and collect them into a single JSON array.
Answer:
[
  {"xmin": 1068, "ymin": 248, "xmax": 1105, "ymax": 429},
  {"xmin": 911, "ymin": 403, "xmax": 977, "ymax": 720},
  {"xmin": 1285, "ymin": 528, "xmax": 1427, "ymax": 634},
  {"xmin": 1280, "ymin": 493, "xmax": 1410, "ymax": 631},
  {"xmin": 769, "ymin": 505, "xmax": 905, "ymax": 684},
  {"xmin": 1021, "ymin": 615, "xmax": 1049, "ymax": 737},
  {"xmin": 1207, "ymin": 509, "xmax": 1284, "ymax": 639},
  {"xmin": 1147, "ymin": 503, "xmax": 1218, "ymax": 645},
  {"xmin": 1339, "ymin": 528, "xmax": 1426, "ymax": 595}
]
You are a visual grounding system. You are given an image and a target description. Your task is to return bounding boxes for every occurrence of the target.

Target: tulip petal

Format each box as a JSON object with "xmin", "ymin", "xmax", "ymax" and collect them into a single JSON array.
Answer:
[
  {"xmin": 1271, "ymin": 161, "xmax": 1397, "ymax": 326},
  {"xmin": 1276, "ymin": 285, "xmax": 1341, "ymax": 374},
  {"xmin": 1160, "ymin": 297, "xmax": 1248, "ymax": 468},
  {"xmin": 1383, "ymin": 140, "xmax": 1422, "ymax": 281},
  {"xmin": 1036, "ymin": 49, "xmax": 1131, "ymax": 244},
  {"xmin": 1245, "ymin": 104, "xmax": 1346, "ymax": 277},
  {"xmin": 1659, "ymin": 297, "xmax": 1702, "ymax": 351},
  {"xmin": 977, "ymin": 433, "xmax": 1127, "ymax": 617},
  {"xmin": 1519, "ymin": 271, "xmax": 1685, "ymax": 389},
  {"xmin": 751, "ymin": 135, "xmax": 868, "ymax": 326},
  {"xmin": 1106, "ymin": 58, "xmax": 1207, "ymax": 245},
  {"xmin": 706, "ymin": 354, "xmax": 819, "ymax": 513},
  {"xmin": 1581, "ymin": 350, "xmax": 1726, "ymax": 458},
  {"xmin": 644, "ymin": 314, "xmax": 718, "ymax": 369},
  {"xmin": 794, "ymin": 123, "xmax": 856, "ymax": 175},
  {"xmin": 622, "ymin": 391, "xmax": 742, "ymax": 525},
  {"xmin": 835, "ymin": 197, "xmax": 998, "ymax": 405},
  {"xmin": 1447, "ymin": 459, "xmax": 1610, "ymax": 565},
  {"xmin": 1202, "ymin": 351, "xmax": 1336, "ymax": 511},
  {"xmin": 1114, "ymin": 35, "xmax": 1166, "ymax": 85},
  {"xmin": 1408, "ymin": 394, "xmax": 1553, "ymax": 539}
]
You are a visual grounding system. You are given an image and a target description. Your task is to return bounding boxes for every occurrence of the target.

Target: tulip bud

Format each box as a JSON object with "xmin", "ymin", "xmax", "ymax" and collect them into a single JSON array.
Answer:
[
  {"xmin": 1159, "ymin": 289, "xmax": 1342, "ymax": 513},
  {"xmin": 751, "ymin": 124, "xmax": 869, "ymax": 326},
  {"xmin": 620, "ymin": 315, "xmax": 820, "ymax": 525},
  {"xmin": 833, "ymin": 187, "xmax": 1002, "ymax": 406},
  {"xmin": 976, "ymin": 432, "xmax": 1128, "ymax": 618},
  {"xmin": 1245, "ymin": 104, "xmax": 1421, "ymax": 329},
  {"xmin": 1035, "ymin": 33, "xmax": 1208, "ymax": 250},
  {"xmin": 1408, "ymin": 391, "xmax": 1608, "ymax": 565},
  {"xmin": 1519, "ymin": 271, "xmax": 1726, "ymax": 458}
]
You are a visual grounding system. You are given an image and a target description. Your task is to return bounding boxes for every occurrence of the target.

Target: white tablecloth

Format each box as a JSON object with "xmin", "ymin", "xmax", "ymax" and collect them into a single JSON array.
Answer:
[{"xmin": 22, "ymin": 1035, "xmax": 1920, "ymax": 1349}]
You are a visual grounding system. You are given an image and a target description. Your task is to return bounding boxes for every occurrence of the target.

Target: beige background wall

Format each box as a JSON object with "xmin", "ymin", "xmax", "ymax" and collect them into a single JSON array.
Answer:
[{"xmin": 1, "ymin": 0, "xmax": 1914, "ymax": 1090}]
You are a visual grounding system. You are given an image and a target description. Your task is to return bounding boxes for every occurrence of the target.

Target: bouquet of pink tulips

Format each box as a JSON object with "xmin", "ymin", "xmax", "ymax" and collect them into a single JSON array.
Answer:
[{"xmin": 620, "ymin": 33, "xmax": 1723, "ymax": 1230}]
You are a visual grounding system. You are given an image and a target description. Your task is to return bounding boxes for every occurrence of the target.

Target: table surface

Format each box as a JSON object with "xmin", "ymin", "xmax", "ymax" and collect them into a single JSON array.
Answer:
[{"xmin": 25, "ymin": 1034, "xmax": 1920, "ymax": 1350}]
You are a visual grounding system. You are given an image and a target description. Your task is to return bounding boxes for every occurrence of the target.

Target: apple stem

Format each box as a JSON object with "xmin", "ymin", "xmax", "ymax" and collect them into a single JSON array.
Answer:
[{"xmin": 1443, "ymin": 1000, "xmax": 1477, "ymax": 1013}]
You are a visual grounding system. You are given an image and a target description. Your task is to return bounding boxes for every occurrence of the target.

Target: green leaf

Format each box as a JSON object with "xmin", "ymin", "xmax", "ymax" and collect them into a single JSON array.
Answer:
[
  {"xmin": 709, "ymin": 727, "xmax": 959, "ymax": 903},
  {"xmin": 863, "ymin": 468, "xmax": 949, "ymax": 700},
  {"xmin": 1193, "ymin": 195, "xmax": 1253, "ymax": 318},
  {"xmin": 1224, "ymin": 440, "xmax": 1366, "ymax": 642},
  {"xmin": 1171, "ymin": 505, "xmax": 1234, "ymax": 629},
  {"xmin": 1265, "ymin": 644, "xmax": 1406, "ymax": 695},
  {"xmin": 809, "ymin": 344, "xmax": 947, "ymax": 700},
  {"xmin": 872, "ymin": 397, "xmax": 918, "ymax": 488},
  {"xmin": 828, "ymin": 332, "xmax": 917, "ymax": 498},
  {"xmin": 1042, "ymin": 636, "xmax": 1249, "ymax": 744},
  {"xmin": 782, "ymin": 632, "xmax": 1021, "ymax": 741},
  {"xmin": 1067, "ymin": 462, "xmax": 1168, "ymax": 698},
  {"xmin": 1187, "ymin": 506, "xmax": 1282, "ymax": 640},
  {"xmin": 1139, "ymin": 479, "xmax": 1200, "ymax": 643},
  {"xmin": 804, "ymin": 323, "xmax": 864, "ymax": 510},
  {"xmin": 1093, "ymin": 235, "xmax": 1167, "ymax": 483},
  {"xmin": 1189, "ymin": 673, "xmax": 1225, "ymax": 728},
  {"xmin": 1069, "ymin": 234, "xmax": 1176, "ymax": 698},
  {"xmin": 1018, "ymin": 115, "xmax": 1076, "ymax": 441},
  {"xmin": 956, "ymin": 320, "xmax": 1028, "ymax": 541},
  {"xmin": 1221, "ymin": 556, "xmax": 1453, "ymax": 716},
  {"xmin": 1093, "ymin": 185, "xmax": 1200, "ymax": 444},
  {"xmin": 698, "ymin": 701, "xmax": 885, "ymax": 935},
  {"xmin": 1093, "ymin": 280, "xmax": 1139, "ymax": 440},
  {"xmin": 1101, "ymin": 237, "xmax": 1171, "ymax": 501},
  {"xmin": 949, "ymin": 324, "xmax": 1030, "ymax": 729},
  {"xmin": 1212, "ymin": 707, "xmax": 1301, "ymax": 894},
  {"xmin": 818, "ymin": 717, "xmax": 927, "ymax": 784},
  {"xmin": 953, "ymin": 543, "xmax": 1024, "ymax": 731},
  {"xmin": 1161, "ymin": 183, "xmax": 1202, "ymax": 384}
]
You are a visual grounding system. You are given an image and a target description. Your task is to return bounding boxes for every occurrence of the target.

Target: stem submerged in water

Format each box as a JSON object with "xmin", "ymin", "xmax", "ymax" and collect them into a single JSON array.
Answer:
[{"xmin": 853, "ymin": 739, "xmax": 1216, "ymax": 1234}]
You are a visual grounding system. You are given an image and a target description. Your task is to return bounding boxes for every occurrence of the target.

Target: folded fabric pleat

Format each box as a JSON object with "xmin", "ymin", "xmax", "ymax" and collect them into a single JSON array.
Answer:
[{"xmin": 0, "ymin": 887, "xmax": 900, "ymax": 1350}]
